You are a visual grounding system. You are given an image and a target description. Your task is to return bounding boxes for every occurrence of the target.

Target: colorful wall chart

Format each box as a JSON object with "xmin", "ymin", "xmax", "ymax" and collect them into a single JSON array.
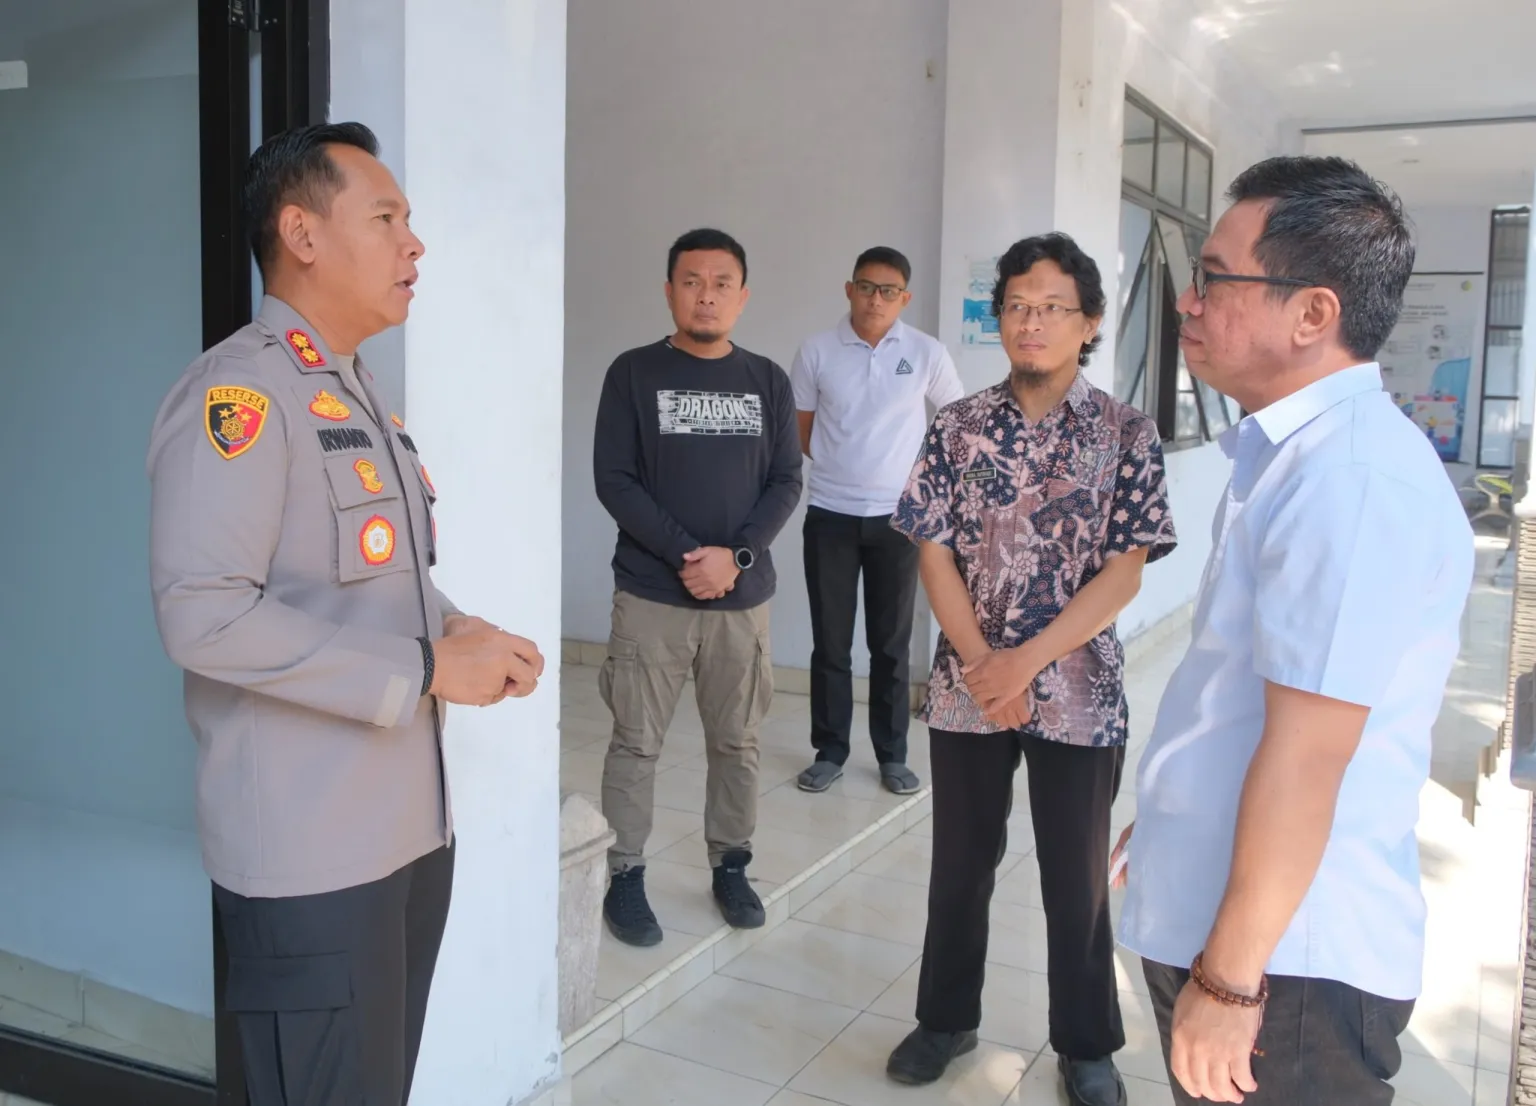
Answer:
[{"xmin": 1379, "ymin": 272, "xmax": 1485, "ymax": 462}]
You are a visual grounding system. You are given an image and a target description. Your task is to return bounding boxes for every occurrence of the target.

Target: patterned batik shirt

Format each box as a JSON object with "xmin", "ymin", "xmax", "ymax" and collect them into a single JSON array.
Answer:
[{"xmin": 891, "ymin": 375, "xmax": 1178, "ymax": 745}]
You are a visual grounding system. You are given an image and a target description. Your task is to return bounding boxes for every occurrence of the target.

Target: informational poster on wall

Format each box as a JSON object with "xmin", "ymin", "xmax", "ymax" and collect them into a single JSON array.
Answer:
[
  {"xmin": 961, "ymin": 256, "xmax": 1001, "ymax": 346},
  {"xmin": 1379, "ymin": 272, "xmax": 1484, "ymax": 461}
]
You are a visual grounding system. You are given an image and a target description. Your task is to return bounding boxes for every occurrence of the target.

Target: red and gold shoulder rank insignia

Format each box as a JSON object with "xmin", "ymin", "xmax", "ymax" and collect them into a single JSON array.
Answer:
[
  {"xmin": 420, "ymin": 464, "xmax": 436, "ymax": 496},
  {"xmin": 308, "ymin": 389, "xmax": 351, "ymax": 421},
  {"xmin": 391, "ymin": 414, "xmax": 405, "ymax": 429},
  {"xmin": 205, "ymin": 386, "xmax": 270, "ymax": 460},
  {"xmin": 353, "ymin": 458, "xmax": 385, "ymax": 494},
  {"xmin": 360, "ymin": 515, "xmax": 396, "ymax": 566},
  {"xmin": 286, "ymin": 329, "xmax": 326, "ymax": 367}
]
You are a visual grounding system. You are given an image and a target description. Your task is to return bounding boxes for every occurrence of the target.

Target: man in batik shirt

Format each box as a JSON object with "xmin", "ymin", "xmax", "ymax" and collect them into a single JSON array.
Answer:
[{"xmin": 885, "ymin": 233, "xmax": 1177, "ymax": 1106}]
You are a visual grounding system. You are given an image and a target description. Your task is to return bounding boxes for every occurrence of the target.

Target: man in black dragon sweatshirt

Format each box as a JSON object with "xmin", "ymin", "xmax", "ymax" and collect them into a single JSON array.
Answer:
[{"xmin": 593, "ymin": 228, "xmax": 802, "ymax": 945}]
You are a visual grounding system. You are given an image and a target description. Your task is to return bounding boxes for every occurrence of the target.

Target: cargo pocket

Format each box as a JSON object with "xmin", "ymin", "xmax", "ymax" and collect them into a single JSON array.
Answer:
[
  {"xmin": 744, "ymin": 628, "xmax": 774, "ymax": 731},
  {"xmin": 225, "ymin": 952, "xmax": 362, "ymax": 1106},
  {"xmin": 599, "ymin": 634, "xmax": 645, "ymax": 735},
  {"xmin": 321, "ymin": 453, "xmax": 412, "ymax": 583}
]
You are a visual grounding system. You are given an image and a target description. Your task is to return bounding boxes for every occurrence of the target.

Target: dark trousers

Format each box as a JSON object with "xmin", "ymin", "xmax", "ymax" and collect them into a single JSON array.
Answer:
[
  {"xmin": 214, "ymin": 842, "xmax": 455, "ymax": 1106},
  {"xmin": 803, "ymin": 505, "xmax": 919, "ymax": 766},
  {"xmin": 1144, "ymin": 960, "xmax": 1415, "ymax": 1106},
  {"xmin": 917, "ymin": 728, "xmax": 1124, "ymax": 1060}
]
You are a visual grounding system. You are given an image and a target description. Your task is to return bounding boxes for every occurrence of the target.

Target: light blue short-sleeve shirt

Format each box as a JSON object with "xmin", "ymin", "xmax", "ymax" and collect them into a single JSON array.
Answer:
[{"xmin": 1118, "ymin": 363, "xmax": 1475, "ymax": 1001}]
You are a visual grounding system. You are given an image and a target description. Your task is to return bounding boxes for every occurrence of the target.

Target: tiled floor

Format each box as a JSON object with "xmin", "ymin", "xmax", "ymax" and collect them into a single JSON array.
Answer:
[
  {"xmin": 554, "ymin": 535, "xmax": 1528, "ymax": 1105},
  {"xmin": 560, "ymin": 666, "xmax": 930, "ymax": 1005}
]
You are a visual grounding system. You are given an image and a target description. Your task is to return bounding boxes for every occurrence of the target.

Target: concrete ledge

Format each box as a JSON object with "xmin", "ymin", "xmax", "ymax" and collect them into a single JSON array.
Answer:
[{"xmin": 557, "ymin": 787, "xmax": 933, "ymax": 1081}]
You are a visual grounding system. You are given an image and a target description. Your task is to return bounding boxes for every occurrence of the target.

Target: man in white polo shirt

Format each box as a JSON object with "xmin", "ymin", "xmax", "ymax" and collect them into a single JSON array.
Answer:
[{"xmin": 792, "ymin": 247, "xmax": 964, "ymax": 795}]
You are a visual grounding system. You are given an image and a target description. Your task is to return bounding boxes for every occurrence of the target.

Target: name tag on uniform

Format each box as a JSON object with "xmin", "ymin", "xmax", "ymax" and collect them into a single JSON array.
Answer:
[{"xmin": 962, "ymin": 465, "xmax": 998, "ymax": 484}]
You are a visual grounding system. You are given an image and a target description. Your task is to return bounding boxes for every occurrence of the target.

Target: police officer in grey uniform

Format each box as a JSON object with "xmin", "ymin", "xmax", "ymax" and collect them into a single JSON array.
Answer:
[{"xmin": 147, "ymin": 122, "xmax": 544, "ymax": 1105}]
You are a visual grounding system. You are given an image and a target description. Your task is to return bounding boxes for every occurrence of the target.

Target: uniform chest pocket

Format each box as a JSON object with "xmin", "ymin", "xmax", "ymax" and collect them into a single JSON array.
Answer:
[{"xmin": 321, "ymin": 453, "xmax": 412, "ymax": 583}]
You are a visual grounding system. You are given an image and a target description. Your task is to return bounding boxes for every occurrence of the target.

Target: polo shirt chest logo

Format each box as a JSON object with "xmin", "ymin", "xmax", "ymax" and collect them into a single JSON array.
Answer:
[
  {"xmin": 656, "ymin": 390, "xmax": 764, "ymax": 436},
  {"xmin": 895, "ymin": 358, "xmax": 914, "ymax": 376}
]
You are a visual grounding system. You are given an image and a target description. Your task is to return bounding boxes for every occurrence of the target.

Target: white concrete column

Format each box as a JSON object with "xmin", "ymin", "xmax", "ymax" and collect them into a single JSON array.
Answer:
[
  {"xmin": 936, "ymin": 0, "xmax": 1065, "ymax": 397},
  {"xmin": 401, "ymin": 0, "xmax": 566, "ymax": 1103}
]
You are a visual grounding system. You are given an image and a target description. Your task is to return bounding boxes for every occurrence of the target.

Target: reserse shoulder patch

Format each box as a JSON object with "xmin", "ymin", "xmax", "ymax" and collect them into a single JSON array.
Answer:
[{"xmin": 206, "ymin": 386, "xmax": 271, "ymax": 460}]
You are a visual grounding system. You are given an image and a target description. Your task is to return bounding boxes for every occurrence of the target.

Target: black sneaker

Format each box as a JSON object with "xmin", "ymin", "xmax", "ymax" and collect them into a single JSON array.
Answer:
[
  {"xmin": 603, "ymin": 866, "xmax": 663, "ymax": 947},
  {"xmin": 711, "ymin": 850, "xmax": 765, "ymax": 929},
  {"xmin": 886, "ymin": 1026, "xmax": 978, "ymax": 1085}
]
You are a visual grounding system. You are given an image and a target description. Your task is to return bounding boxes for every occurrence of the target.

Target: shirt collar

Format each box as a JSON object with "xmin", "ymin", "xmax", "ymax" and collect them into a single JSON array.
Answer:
[
  {"xmin": 1248, "ymin": 362, "xmax": 1382, "ymax": 445},
  {"xmin": 837, "ymin": 314, "xmax": 907, "ymax": 348},
  {"xmin": 989, "ymin": 371, "xmax": 1092, "ymax": 419}
]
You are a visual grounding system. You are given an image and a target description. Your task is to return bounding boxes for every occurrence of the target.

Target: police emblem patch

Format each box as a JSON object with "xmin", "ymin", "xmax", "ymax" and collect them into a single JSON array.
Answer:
[
  {"xmin": 309, "ymin": 389, "xmax": 351, "ymax": 421},
  {"xmin": 286, "ymin": 330, "xmax": 326, "ymax": 367},
  {"xmin": 353, "ymin": 458, "xmax": 385, "ymax": 494},
  {"xmin": 359, "ymin": 516, "xmax": 395, "ymax": 566},
  {"xmin": 205, "ymin": 387, "xmax": 270, "ymax": 460}
]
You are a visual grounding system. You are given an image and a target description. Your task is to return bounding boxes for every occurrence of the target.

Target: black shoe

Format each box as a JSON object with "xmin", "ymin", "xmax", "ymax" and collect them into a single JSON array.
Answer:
[
  {"xmin": 1058, "ymin": 1055, "xmax": 1127, "ymax": 1106},
  {"xmin": 886, "ymin": 1026, "xmax": 978, "ymax": 1085},
  {"xmin": 603, "ymin": 866, "xmax": 663, "ymax": 947},
  {"xmin": 711, "ymin": 850, "xmax": 765, "ymax": 929}
]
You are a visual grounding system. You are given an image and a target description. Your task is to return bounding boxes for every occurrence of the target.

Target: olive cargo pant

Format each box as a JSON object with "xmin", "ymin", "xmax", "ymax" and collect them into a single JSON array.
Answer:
[{"xmin": 600, "ymin": 590, "xmax": 774, "ymax": 872}]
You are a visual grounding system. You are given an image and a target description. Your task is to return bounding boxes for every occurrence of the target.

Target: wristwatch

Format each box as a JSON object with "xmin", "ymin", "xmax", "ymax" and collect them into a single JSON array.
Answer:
[{"xmin": 733, "ymin": 547, "xmax": 755, "ymax": 571}]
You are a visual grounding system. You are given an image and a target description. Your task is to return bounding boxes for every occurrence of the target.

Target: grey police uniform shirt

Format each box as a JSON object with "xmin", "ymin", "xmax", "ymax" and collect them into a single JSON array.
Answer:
[{"xmin": 148, "ymin": 295, "xmax": 459, "ymax": 899}]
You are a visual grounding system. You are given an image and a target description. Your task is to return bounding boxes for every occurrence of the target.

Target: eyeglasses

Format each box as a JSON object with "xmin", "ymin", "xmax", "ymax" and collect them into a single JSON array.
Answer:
[
  {"xmin": 1001, "ymin": 302, "xmax": 1084, "ymax": 324},
  {"xmin": 1190, "ymin": 257, "xmax": 1313, "ymax": 300},
  {"xmin": 853, "ymin": 279, "xmax": 907, "ymax": 302}
]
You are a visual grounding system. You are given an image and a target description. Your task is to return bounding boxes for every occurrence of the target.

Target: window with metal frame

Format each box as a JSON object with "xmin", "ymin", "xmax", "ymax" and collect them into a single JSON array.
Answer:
[
  {"xmin": 1115, "ymin": 91, "xmax": 1237, "ymax": 446},
  {"xmin": 1478, "ymin": 207, "xmax": 1528, "ymax": 470}
]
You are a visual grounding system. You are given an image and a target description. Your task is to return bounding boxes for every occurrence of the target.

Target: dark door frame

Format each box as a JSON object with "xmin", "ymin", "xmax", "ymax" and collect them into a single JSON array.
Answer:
[{"xmin": 0, "ymin": 2, "xmax": 327, "ymax": 1103}]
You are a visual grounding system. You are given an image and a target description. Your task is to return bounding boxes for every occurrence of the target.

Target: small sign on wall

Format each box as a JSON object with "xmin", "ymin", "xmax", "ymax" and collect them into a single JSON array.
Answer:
[
  {"xmin": 961, "ymin": 255, "xmax": 1001, "ymax": 346},
  {"xmin": 1379, "ymin": 271, "xmax": 1484, "ymax": 462}
]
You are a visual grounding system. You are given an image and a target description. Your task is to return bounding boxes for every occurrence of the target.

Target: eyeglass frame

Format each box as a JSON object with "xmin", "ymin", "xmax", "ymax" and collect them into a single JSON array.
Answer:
[
  {"xmin": 999, "ymin": 301, "xmax": 1086, "ymax": 324},
  {"xmin": 851, "ymin": 279, "xmax": 908, "ymax": 303},
  {"xmin": 1190, "ymin": 257, "xmax": 1314, "ymax": 300}
]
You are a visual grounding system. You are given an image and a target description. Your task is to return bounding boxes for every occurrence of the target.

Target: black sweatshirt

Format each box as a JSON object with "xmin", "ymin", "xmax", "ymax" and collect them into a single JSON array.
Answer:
[{"xmin": 593, "ymin": 339, "xmax": 803, "ymax": 610}]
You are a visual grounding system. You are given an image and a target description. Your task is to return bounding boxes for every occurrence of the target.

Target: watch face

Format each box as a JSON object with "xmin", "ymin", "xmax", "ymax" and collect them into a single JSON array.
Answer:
[{"xmin": 735, "ymin": 548, "xmax": 753, "ymax": 569}]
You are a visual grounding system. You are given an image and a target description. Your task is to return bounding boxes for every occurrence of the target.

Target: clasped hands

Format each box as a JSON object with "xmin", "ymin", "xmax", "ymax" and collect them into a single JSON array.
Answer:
[
  {"xmin": 680, "ymin": 546, "xmax": 739, "ymax": 601},
  {"xmin": 960, "ymin": 646, "xmax": 1041, "ymax": 730}
]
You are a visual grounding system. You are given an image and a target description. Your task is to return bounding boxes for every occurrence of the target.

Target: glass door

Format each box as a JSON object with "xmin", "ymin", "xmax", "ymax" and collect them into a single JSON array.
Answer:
[{"xmin": 0, "ymin": 4, "xmax": 325, "ymax": 1104}]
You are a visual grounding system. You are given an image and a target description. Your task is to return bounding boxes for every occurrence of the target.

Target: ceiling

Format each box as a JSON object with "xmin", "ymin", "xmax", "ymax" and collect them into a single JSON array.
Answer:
[
  {"xmin": 1305, "ymin": 122, "xmax": 1536, "ymax": 207},
  {"xmin": 1176, "ymin": 0, "xmax": 1536, "ymax": 127}
]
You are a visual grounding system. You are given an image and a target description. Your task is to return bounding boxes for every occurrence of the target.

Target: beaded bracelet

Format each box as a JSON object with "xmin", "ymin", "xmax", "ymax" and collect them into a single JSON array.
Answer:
[{"xmin": 1190, "ymin": 953, "xmax": 1269, "ymax": 1009}]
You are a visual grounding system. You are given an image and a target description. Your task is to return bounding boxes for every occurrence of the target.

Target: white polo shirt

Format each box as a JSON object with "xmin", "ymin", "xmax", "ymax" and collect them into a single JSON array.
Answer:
[{"xmin": 791, "ymin": 316, "xmax": 965, "ymax": 517}]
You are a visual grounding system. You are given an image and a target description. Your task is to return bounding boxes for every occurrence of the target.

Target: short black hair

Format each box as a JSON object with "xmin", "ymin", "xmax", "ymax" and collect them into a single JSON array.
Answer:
[
  {"xmin": 853, "ymin": 246, "xmax": 911, "ymax": 285},
  {"xmin": 990, "ymin": 232, "xmax": 1105, "ymax": 367},
  {"xmin": 242, "ymin": 121, "xmax": 380, "ymax": 276},
  {"xmin": 667, "ymin": 228, "xmax": 747, "ymax": 285},
  {"xmin": 1226, "ymin": 155, "xmax": 1415, "ymax": 359}
]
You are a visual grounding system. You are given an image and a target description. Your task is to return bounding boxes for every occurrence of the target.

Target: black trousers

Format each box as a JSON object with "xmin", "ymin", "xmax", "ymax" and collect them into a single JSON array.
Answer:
[
  {"xmin": 803, "ymin": 505, "xmax": 919, "ymax": 766},
  {"xmin": 1144, "ymin": 960, "xmax": 1415, "ymax": 1105},
  {"xmin": 213, "ymin": 842, "xmax": 455, "ymax": 1106},
  {"xmin": 917, "ymin": 728, "xmax": 1124, "ymax": 1060}
]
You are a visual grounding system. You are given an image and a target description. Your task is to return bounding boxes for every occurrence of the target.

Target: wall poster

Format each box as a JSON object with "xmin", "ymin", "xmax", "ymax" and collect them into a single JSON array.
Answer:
[
  {"xmin": 961, "ymin": 255, "xmax": 1001, "ymax": 346},
  {"xmin": 1379, "ymin": 271, "xmax": 1485, "ymax": 462}
]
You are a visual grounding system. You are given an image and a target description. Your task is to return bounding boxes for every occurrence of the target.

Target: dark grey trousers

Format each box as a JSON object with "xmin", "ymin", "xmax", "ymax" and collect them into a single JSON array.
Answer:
[
  {"xmin": 1144, "ymin": 959, "xmax": 1414, "ymax": 1106},
  {"xmin": 214, "ymin": 842, "xmax": 455, "ymax": 1106}
]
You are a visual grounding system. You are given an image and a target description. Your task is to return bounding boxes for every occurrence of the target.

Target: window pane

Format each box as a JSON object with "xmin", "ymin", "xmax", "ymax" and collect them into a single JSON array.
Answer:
[
  {"xmin": 1156, "ymin": 215, "xmax": 1194, "ymax": 303},
  {"xmin": 0, "ymin": 0, "xmax": 214, "ymax": 1080},
  {"xmin": 1156, "ymin": 128, "xmax": 1186, "ymax": 205},
  {"xmin": 1489, "ymin": 211, "xmax": 1529, "ymax": 328},
  {"xmin": 1115, "ymin": 202, "xmax": 1154, "ymax": 414},
  {"xmin": 1175, "ymin": 390, "xmax": 1203, "ymax": 441},
  {"xmin": 1197, "ymin": 378, "xmax": 1232, "ymax": 431},
  {"xmin": 1480, "ymin": 398, "xmax": 1518, "ymax": 468},
  {"xmin": 1123, "ymin": 101, "xmax": 1155, "ymax": 191},
  {"xmin": 1186, "ymin": 146, "xmax": 1212, "ymax": 219},
  {"xmin": 1486, "ymin": 330, "xmax": 1521, "ymax": 396}
]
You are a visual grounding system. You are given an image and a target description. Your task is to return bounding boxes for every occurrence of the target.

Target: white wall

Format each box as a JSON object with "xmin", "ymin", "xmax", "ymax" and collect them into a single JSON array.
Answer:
[
  {"xmin": 397, "ymin": 0, "xmax": 566, "ymax": 1102},
  {"xmin": 937, "ymin": 0, "xmax": 1286, "ymax": 641},
  {"xmin": 562, "ymin": 0, "xmax": 950, "ymax": 674}
]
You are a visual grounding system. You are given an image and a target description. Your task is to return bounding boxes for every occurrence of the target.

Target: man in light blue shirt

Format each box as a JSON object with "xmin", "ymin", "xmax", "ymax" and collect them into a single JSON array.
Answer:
[{"xmin": 1117, "ymin": 156, "xmax": 1475, "ymax": 1105}]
